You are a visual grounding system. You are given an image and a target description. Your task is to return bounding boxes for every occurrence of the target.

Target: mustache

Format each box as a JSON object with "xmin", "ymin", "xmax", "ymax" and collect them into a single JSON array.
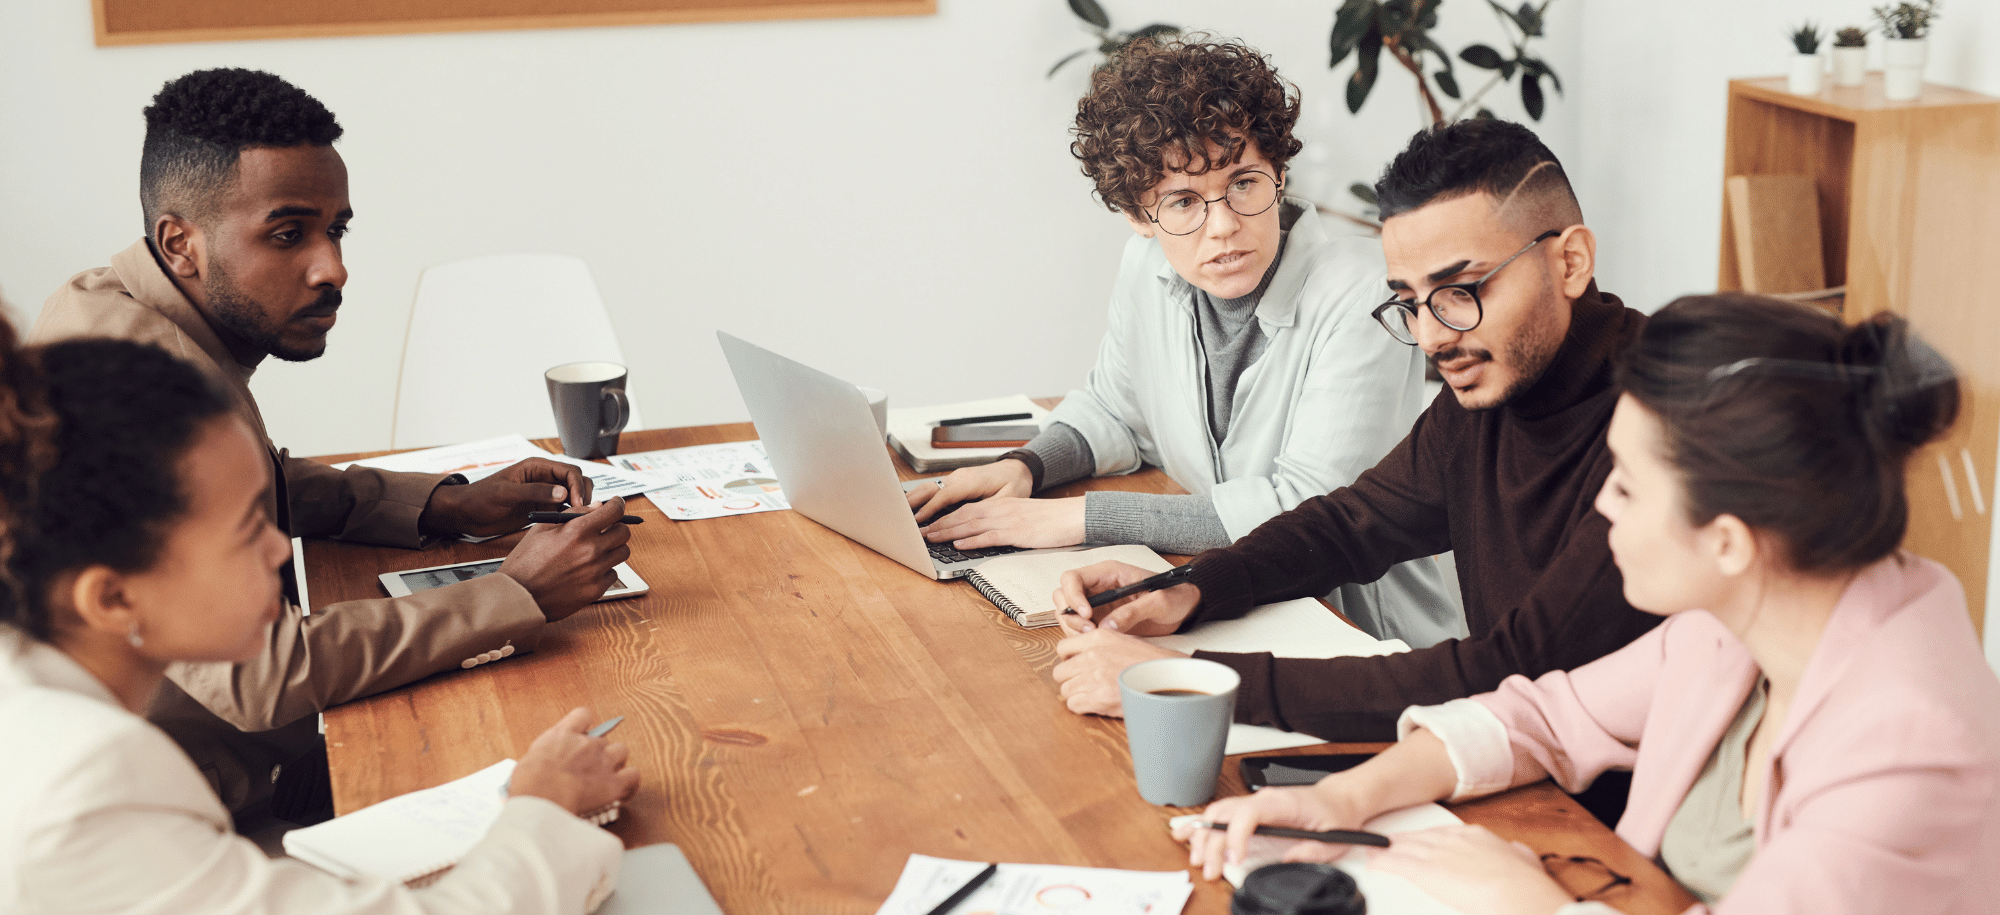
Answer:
[
  {"xmin": 297, "ymin": 288, "xmax": 343, "ymax": 317},
  {"xmin": 1432, "ymin": 345, "xmax": 1491, "ymax": 365}
]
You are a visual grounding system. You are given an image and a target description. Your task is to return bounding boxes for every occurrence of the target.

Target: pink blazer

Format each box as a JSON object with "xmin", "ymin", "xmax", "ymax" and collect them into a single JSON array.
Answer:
[{"xmin": 1408, "ymin": 554, "xmax": 2000, "ymax": 915}]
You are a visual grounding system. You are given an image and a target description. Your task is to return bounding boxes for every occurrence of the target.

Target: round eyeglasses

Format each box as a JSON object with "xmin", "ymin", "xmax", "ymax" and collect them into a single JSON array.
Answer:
[
  {"xmin": 1370, "ymin": 229, "xmax": 1562, "ymax": 346},
  {"xmin": 1144, "ymin": 170, "xmax": 1282, "ymax": 236}
]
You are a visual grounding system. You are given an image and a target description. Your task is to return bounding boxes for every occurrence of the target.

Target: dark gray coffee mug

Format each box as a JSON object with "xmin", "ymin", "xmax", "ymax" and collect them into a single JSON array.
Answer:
[
  {"xmin": 1120, "ymin": 657, "xmax": 1239, "ymax": 806},
  {"xmin": 545, "ymin": 361, "xmax": 630, "ymax": 459}
]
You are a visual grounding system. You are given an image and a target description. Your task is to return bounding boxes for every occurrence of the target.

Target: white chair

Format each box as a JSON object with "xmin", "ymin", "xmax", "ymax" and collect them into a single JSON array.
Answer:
[{"xmin": 391, "ymin": 254, "xmax": 643, "ymax": 449}]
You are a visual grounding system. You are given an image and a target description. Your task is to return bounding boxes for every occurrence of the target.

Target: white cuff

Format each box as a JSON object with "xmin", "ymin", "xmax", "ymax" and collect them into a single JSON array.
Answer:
[
  {"xmin": 1556, "ymin": 902, "xmax": 1625, "ymax": 915},
  {"xmin": 1397, "ymin": 698, "xmax": 1514, "ymax": 802}
]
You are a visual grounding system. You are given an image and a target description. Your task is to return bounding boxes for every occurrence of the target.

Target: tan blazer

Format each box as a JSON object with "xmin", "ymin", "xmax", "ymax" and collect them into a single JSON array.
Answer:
[
  {"xmin": 32, "ymin": 240, "xmax": 547, "ymax": 812},
  {"xmin": 0, "ymin": 628, "xmax": 621, "ymax": 915}
]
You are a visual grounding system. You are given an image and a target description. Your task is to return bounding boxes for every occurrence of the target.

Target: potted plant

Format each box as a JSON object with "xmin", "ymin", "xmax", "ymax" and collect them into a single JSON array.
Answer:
[
  {"xmin": 1831, "ymin": 26, "xmax": 1869, "ymax": 87},
  {"xmin": 1874, "ymin": 0, "xmax": 1941, "ymax": 100},
  {"xmin": 1789, "ymin": 22, "xmax": 1824, "ymax": 95}
]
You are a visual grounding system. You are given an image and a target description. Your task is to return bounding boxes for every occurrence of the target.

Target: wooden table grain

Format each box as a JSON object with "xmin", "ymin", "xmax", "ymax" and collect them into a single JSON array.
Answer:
[{"xmin": 311, "ymin": 424, "xmax": 1696, "ymax": 915}]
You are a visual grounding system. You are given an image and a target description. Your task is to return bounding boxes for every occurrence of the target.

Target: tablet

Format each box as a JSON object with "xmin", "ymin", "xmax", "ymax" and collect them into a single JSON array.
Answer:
[{"xmin": 379, "ymin": 557, "xmax": 650, "ymax": 601}]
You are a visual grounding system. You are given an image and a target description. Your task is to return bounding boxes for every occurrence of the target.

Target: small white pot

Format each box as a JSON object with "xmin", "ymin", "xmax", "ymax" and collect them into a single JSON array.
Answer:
[
  {"xmin": 1831, "ymin": 45, "xmax": 1868, "ymax": 87},
  {"xmin": 1788, "ymin": 53, "xmax": 1824, "ymax": 94},
  {"xmin": 1882, "ymin": 37, "xmax": 1928, "ymax": 100}
]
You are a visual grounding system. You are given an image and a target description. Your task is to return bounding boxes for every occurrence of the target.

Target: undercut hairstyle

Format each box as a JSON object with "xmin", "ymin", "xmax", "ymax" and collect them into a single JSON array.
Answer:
[
  {"xmin": 0, "ymin": 337, "xmax": 231, "ymax": 641},
  {"xmin": 1619, "ymin": 294, "xmax": 1958, "ymax": 574},
  {"xmin": 1071, "ymin": 36, "xmax": 1303, "ymax": 217},
  {"xmin": 1374, "ymin": 118, "xmax": 1582, "ymax": 232},
  {"xmin": 139, "ymin": 68, "xmax": 343, "ymax": 231}
]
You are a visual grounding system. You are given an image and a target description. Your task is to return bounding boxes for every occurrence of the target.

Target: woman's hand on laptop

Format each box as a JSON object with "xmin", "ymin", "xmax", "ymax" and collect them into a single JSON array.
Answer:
[
  {"xmin": 921, "ymin": 496, "xmax": 1085, "ymax": 550},
  {"xmin": 908, "ymin": 459, "xmax": 1034, "ymax": 524}
]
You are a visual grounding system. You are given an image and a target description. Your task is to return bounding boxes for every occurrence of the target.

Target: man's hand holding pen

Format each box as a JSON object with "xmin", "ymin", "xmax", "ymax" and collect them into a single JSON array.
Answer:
[{"xmin": 1048, "ymin": 560, "xmax": 1205, "ymax": 717}]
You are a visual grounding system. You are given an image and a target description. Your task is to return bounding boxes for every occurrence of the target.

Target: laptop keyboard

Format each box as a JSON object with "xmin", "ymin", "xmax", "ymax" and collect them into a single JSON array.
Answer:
[{"xmin": 928, "ymin": 541, "xmax": 1027, "ymax": 564}]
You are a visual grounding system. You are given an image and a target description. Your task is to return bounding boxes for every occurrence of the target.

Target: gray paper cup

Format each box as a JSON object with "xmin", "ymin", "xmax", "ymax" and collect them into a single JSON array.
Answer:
[{"xmin": 1120, "ymin": 657, "xmax": 1240, "ymax": 807}]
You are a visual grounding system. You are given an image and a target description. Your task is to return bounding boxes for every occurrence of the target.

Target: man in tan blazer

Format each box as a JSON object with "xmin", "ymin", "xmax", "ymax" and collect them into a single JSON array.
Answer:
[{"xmin": 32, "ymin": 68, "xmax": 634, "ymax": 819}]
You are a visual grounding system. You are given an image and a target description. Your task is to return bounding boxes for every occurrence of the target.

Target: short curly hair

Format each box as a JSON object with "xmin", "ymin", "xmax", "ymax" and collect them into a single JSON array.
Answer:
[
  {"xmin": 139, "ymin": 68, "xmax": 343, "ymax": 230},
  {"xmin": 1071, "ymin": 37, "xmax": 1303, "ymax": 217}
]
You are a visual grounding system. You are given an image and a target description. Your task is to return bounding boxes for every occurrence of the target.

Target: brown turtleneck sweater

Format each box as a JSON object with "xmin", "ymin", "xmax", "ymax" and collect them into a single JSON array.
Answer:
[{"xmin": 1182, "ymin": 282, "xmax": 1657, "ymax": 741}]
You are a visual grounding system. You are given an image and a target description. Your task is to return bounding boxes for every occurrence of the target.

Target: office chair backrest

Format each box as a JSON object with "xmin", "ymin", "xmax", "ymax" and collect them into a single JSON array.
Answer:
[{"xmin": 393, "ymin": 253, "xmax": 644, "ymax": 449}]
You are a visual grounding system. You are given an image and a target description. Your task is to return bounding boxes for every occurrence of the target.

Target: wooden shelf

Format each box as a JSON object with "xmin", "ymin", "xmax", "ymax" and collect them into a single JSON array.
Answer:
[{"xmin": 1718, "ymin": 75, "xmax": 2000, "ymax": 634}]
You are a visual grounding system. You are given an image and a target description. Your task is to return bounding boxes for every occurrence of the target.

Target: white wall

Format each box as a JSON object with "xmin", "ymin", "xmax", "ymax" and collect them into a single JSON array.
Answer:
[{"xmin": 0, "ymin": 1, "xmax": 1590, "ymax": 459}]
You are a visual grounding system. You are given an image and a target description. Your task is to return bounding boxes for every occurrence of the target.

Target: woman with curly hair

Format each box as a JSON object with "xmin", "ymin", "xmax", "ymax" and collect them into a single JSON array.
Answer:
[
  {"xmin": 1184, "ymin": 295, "xmax": 2000, "ymax": 915},
  {"xmin": 910, "ymin": 36, "xmax": 1458, "ymax": 649},
  {"xmin": 0, "ymin": 312, "xmax": 639, "ymax": 913}
]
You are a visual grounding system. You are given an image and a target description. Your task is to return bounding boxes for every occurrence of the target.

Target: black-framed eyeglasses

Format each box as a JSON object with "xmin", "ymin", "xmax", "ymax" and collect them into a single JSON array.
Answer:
[
  {"xmin": 1144, "ymin": 170, "xmax": 1283, "ymax": 236},
  {"xmin": 1371, "ymin": 229, "xmax": 1562, "ymax": 346},
  {"xmin": 1539, "ymin": 854, "xmax": 1633, "ymax": 902}
]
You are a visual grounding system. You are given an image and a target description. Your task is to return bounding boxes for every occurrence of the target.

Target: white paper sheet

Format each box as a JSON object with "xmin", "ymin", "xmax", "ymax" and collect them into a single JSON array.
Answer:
[
  {"xmin": 1168, "ymin": 803, "xmax": 1468, "ymax": 915},
  {"xmin": 610, "ymin": 440, "xmax": 791, "ymax": 520},
  {"xmin": 337, "ymin": 434, "xmax": 672, "ymax": 502},
  {"xmin": 874, "ymin": 854, "xmax": 1192, "ymax": 915},
  {"xmin": 1148, "ymin": 598, "xmax": 1410, "ymax": 755}
]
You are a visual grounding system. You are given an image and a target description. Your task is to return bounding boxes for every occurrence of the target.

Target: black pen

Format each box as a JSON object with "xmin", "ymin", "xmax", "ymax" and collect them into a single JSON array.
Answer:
[
  {"xmin": 527, "ymin": 512, "xmax": 644, "ymax": 525},
  {"xmin": 938, "ymin": 412, "xmax": 1033, "ymax": 426},
  {"xmin": 1205, "ymin": 822, "xmax": 1391, "ymax": 848},
  {"xmin": 923, "ymin": 862, "xmax": 998, "ymax": 915},
  {"xmin": 1083, "ymin": 563, "xmax": 1197, "ymax": 609}
]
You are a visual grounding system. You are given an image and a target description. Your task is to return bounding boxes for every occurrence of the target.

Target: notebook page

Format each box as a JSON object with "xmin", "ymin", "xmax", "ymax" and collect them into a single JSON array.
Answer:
[
  {"xmin": 969, "ymin": 544, "xmax": 1173, "ymax": 619},
  {"xmin": 1150, "ymin": 598, "xmax": 1410, "ymax": 755},
  {"xmin": 283, "ymin": 759, "xmax": 515, "ymax": 883}
]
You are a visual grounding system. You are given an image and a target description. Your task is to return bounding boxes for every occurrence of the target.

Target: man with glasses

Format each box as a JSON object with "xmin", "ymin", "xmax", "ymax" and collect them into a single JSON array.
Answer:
[
  {"xmin": 1051, "ymin": 118, "xmax": 1658, "ymax": 792},
  {"xmin": 909, "ymin": 37, "xmax": 1455, "ymax": 646}
]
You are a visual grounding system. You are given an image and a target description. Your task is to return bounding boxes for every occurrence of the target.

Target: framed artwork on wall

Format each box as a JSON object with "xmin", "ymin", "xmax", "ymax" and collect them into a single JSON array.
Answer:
[{"xmin": 93, "ymin": 0, "xmax": 934, "ymax": 45}]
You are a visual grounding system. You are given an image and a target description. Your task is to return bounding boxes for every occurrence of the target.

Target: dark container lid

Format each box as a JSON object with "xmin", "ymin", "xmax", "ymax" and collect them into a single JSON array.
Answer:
[{"xmin": 1231, "ymin": 862, "xmax": 1365, "ymax": 915}]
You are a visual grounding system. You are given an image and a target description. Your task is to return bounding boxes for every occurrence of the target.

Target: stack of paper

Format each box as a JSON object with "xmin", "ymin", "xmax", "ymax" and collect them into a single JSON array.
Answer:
[
  {"xmin": 1151, "ymin": 600, "xmax": 1410, "ymax": 756},
  {"xmin": 885, "ymin": 395, "xmax": 1052, "ymax": 473},
  {"xmin": 610, "ymin": 440, "xmax": 790, "ymax": 520},
  {"xmin": 875, "ymin": 855, "xmax": 1192, "ymax": 915},
  {"xmin": 337, "ymin": 434, "xmax": 671, "ymax": 503}
]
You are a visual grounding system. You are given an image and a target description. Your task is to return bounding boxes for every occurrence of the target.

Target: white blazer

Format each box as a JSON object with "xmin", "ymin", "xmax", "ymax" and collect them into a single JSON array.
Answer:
[{"xmin": 0, "ymin": 628, "xmax": 622, "ymax": 915}]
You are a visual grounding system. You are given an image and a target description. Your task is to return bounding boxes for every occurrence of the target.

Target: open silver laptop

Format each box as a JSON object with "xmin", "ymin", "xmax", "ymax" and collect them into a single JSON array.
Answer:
[{"xmin": 718, "ymin": 331, "xmax": 1088, "ymax": 580}]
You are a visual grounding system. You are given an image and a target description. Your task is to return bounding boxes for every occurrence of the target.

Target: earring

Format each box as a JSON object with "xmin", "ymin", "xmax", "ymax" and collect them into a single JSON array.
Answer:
[{"xmin": 127, "ymin": 623, "xmax": 144, "ymax": 649}]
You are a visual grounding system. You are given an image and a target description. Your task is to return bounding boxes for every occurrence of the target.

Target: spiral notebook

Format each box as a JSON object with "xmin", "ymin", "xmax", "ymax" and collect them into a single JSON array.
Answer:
[
  {"xmin": 965, "ymin": 544, "xmax": 1174, "ymax": 628},
  {"xmin": 283, "ymin": 759, "xmax": 620, "ymax": 886}
]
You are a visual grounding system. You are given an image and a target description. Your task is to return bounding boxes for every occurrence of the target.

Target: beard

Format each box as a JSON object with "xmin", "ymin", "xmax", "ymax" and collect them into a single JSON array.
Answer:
[{"xmin": 205, "ymin": 259, "xmax": 338, "ymax": 363}]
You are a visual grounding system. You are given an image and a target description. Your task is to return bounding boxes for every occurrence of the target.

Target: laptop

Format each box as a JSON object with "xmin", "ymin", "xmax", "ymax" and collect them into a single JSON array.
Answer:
[{"xmin": 718, "ymin": 331, "xmax": 1091, "ymax": 580}]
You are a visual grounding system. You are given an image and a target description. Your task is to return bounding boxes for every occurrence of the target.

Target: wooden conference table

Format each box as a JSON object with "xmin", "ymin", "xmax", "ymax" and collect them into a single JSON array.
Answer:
[{"xmin": 310, "ymin": 424, "xmax": 1697, "ymax": 915}]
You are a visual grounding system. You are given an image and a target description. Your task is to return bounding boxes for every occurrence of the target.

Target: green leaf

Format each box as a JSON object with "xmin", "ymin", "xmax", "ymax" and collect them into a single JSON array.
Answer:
[
  {"xmin": 1520, "ymin": 72, "xmax": 1545, "ymax": 120},
  {"xmin": 1414, "ymin": 32, "xmax": 1452, "ymax": 71},
  {"xmin": 1435, "ymin": 68, "xmax": 1461, "ymax": 99},
  {"xmin": 1476, "ymin": 107, "xmax": 1497, "ymax": 119},
  {"xmin": 1349, "ymin": 183, "xmax": 1380, "ymax": 206},
  {"xmin": 1459, "ymin": 43, "xmax": 1505, "ymax": 69},
  {"xmin": 1520, "ymin": 56, "xmax": 1562, "ymax": 94},
  {"xmin": 1347, "ymin": 23, "xmax": 1384, "ymax": 114},
  {"xmin": 1500, "ymin": 58, "xmax": 1517, "ymax": 80},
  {"xmin": 1517, "ymin": 2, "xmax": 1543, "ymax": 36},
  {"xmin": 1047, "ymin": 48, "xmax": 1092, "ymax": 78},
  {"xmin": 1329, "ymin": 0, "xmax": 1377, "ymax": 67},
  {"xmin": 1067, "ymin": 0, "xmax": 1110, "ymax": 30},
  {"xmin": 1130, "ymin": 23, "xmax": 1179, "ymax": 40},
  {"xmin": 1487, "ymin": 0, "xmax": 1527, "ymax": 32}
]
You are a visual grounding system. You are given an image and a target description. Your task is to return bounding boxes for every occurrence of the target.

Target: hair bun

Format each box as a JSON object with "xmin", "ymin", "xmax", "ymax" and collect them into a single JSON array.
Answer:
[{"xmin": 1840, "ymin": 313, "xmax": 1959, "ymax": 455}]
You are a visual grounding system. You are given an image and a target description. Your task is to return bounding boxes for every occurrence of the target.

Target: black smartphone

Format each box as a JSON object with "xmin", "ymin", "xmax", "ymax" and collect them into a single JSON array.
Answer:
[{"xmin": 1241, "ymin": 754, "xmax": 1375, "ymax": 790}]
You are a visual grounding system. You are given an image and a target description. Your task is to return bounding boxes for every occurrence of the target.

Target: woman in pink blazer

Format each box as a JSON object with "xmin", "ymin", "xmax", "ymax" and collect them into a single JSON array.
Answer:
[{"xmin": 1184, "ymin": 293, "xmax": 2000, "ymax": 915}]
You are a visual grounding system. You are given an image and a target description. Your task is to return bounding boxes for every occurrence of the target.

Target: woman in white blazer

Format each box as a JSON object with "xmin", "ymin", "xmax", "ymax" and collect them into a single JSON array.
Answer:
[{"xmin": 0, "ymin": 326, "xmax": 638, "ymax": 915}]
